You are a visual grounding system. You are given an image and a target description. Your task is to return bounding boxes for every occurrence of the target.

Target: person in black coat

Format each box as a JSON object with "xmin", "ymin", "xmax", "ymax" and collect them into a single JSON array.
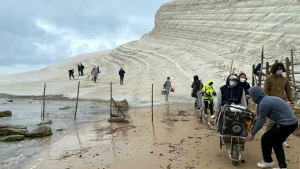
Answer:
[
  {"xmin": 191, "ymin": 75, "xmax": 203, "ymax": 110},
  {"xmin": 238, "ymin": 72, "xmax": 251, "ymax": 104},
  {"xmin": 119, "ymin": 68, "xmax": 126, "ymax": 85},
  {"xmin": 80, "ymin": 63, "xmax": 84, "ymax": 76}
]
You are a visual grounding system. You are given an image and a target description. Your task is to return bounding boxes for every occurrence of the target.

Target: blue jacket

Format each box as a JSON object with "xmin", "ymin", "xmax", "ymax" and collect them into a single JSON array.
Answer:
[{"xmin": 249, "ymin": 86, "xmax": 297, "ymax": 136}]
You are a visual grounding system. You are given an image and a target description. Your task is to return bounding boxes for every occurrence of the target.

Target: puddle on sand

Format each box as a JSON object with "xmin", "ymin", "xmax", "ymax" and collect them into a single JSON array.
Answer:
[{"xmin": 0, "ymin": 98, "xmax": 110, "ymax": 169}]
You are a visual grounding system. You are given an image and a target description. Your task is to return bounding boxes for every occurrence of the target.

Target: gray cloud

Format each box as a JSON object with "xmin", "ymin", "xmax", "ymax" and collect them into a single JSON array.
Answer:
[{"xmin": 0, "ymin": 0, "xmax": 169, "ymax": 71}]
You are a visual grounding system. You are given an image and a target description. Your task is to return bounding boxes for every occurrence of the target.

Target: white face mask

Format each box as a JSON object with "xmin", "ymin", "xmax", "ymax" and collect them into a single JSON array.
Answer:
[{"xmin": 240, "ymin": 78, "xmax": 246, "ymax": 83}]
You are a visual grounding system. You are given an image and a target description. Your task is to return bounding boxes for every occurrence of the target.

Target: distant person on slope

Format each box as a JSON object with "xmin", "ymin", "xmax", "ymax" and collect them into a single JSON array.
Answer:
[
  {"xmin": 92, "ymin": 66, "xmax": 100, "ymax": 83},
  {"xmin": 80, "ymin": 63, "xmax": 84, "ymax": 76},
  {"xmin": 119, "ymin": 68, "xmax": 126, "ymax": 85},
  {"xmin": 77, "ymin": 64, "xmax": 81, "ymax": 76},
  {"xmin": 68, "ymin": 69, "xmax": 75, "ymax": 80}
]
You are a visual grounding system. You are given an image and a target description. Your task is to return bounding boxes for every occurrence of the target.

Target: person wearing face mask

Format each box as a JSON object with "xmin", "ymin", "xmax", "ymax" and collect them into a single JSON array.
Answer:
[
  {"xmin": 214, "ymin": 74, "xmax": 247, "ymax": 113},
  {"xmin": 238, "ymin": 73, "xmax": 251, "ymax": 104},
  {"xmin": 264, "ymin": 62, "xmax": 294, "ymax": 148},
  {"xmin": 202, "ymin": 80, "xmax": 216, "ymax": 119}
]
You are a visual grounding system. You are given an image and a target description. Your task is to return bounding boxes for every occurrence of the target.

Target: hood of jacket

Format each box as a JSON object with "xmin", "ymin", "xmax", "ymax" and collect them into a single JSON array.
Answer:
[
  {"xmin": 226, "ymin": 74, "xmax": 240, "ymax": 87},
  {"xmin": 206, "ymin": 80, "xmax": 213, "ymax": 86},
  {"xmin": 249, "ymin": 86, "xmax": 265, "ymax": 104},
  {"xmin": 193, "ymin": 75, "xmax": 199, "ymax": 81}
]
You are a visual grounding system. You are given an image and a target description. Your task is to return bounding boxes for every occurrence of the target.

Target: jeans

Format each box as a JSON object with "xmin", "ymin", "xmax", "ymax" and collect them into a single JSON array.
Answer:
[
  {"xmin": 196, "ymin": 91, "xmax": 202, "ymax": 108},
  {"xmin": 94, "ymin": 76, "xmax": 97, "ymax": 82},
  {"xmin": 165, "ymin": 90, "xmax": 169, "ymax": 101},
  {"xmin": 120, "ymin": 76, "xmax": 124, "ymax": 84},
  {"xmin": 204, "ymin": 100, "xmax": 213, "ymax": 116},
  {"xmin": 69, "ymin": 73, "xmax": 74, "ymax": 80},
  {"xmin": 261, "ymin": 121, "xmax": 298, "ymax": 168}
]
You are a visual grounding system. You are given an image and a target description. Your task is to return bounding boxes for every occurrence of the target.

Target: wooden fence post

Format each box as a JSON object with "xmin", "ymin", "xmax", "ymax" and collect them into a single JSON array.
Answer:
[
  {"xmin": 74, "ymin": 81, "xmax": 80, "ymax": 119},
  {"xmin": 252, "ymin": 64, "xmax": 255, "ymax": 86},
  {"xmin": 152, "ymin": 84, "xmax": 153, "ymax": 122},
  {"xmin": 229, "ymin": 60, "xmax": 233, "ymax": 74},
  {"xmin": 42, "ymin": 83, "xmax": 46, "ymax": 121},
  {"xmin": 285, "ymin": 57, "xmax": 290, "ymax": 80},
  {"xmin": 110, "ymin": 81, "xmax": 112, "ymax": 120},
  {"xmin": 266, "ymin": 62, "xmax": 270, "ymax": 75}
]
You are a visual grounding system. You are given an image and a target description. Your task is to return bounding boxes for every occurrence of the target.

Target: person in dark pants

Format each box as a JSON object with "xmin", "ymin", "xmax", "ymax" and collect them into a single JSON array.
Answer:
[
  {"xmin": 202, "ymin": 80, "xmax": 216, "ymax": 119},
  {"xmin": 77, "ymin": 64, "xmax": 81, "ymax": 76},
  {"xmin": 191, "ymin": 75, "xmax": 203, "ymax": 110},
  {"xmin": 68, "ymin": 69, "xmax": 74, "ymax": 80},
  {"xmin": 119, "ymin": 68, "xmax": 125, "ymax": 85},
  {"xmin": 247, "ymin": 86, "xmax": 298, "ymax": 169},
  {"xmin": 80, "ymin": 63, "xmax": 84, "ymax": 76}
]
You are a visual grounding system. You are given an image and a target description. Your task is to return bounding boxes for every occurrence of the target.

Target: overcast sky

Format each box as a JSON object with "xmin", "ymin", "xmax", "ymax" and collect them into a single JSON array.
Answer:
[{"xmin": 0, "ymin": 0, "xmax": 169, "ymax": 75}]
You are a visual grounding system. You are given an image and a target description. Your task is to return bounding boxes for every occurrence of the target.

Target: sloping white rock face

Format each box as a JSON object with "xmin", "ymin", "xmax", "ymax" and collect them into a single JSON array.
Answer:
[{"xmin": 0, "ymin": 0, "xmax": 299, "ymax": 106}]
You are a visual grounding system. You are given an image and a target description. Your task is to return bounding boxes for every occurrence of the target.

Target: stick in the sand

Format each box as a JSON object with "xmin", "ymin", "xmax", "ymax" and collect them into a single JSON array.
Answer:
[
  {"xmin": 151, "ymin": 84, "xmax": 153, "ymax": 122},
  {"xmin": 229, "ymin": 60, "xmax": 233, "ymax": 74},
  {"xmin": 42, "ymin": 83, "xmax": 46, "ymax": 121},
  {"xmin": 110, "ymin": 81, "xmax": 112, "ymax": 120},
  {"xmin": 74, "ymin": 81, "xmax": 80, "ymax": 119}
]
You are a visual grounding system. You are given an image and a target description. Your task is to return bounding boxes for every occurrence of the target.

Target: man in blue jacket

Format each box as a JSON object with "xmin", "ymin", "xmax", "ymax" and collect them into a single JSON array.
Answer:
[{"xmin": 247, "ymin": 86, "xmax": 298, "ymax": 169}]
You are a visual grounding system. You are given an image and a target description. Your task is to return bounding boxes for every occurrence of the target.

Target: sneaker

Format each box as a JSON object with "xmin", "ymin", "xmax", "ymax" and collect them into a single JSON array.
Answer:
[
  {"xmin": 257, "ymin": 160, "xmax": 274, "ymax": 168},
  {"xmin": 211, "ymin": 115, "xmax": 215, "ymax": 119},
  {"xmin": 282, "ymin": 142, "xmax": 290, "ymax": 148}
]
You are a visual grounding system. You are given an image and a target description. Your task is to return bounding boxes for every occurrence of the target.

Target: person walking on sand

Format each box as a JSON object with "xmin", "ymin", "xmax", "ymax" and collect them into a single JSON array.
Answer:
[
  {"xmin": 191, "ymin": 75, "xmax": 203, "ymax": 110},
  {"xmin": 247, "ymin": 86, "xmax": 297, "ymax": 169},
  {"xmin": 92, "ymin": 66, "xmax": 100, "ymax": 83},
  {"xmin": 68, "ymin": 69, "xmax": 75, "ymax": 80},
  {"xmin": 202, "ymin": 80, "xmax": 216, "ymax": 119},
  {"xmin": 163, "ymin": 77, "xmax": 172, "ymax": 102},
  {"xmin": 119, "ymin": 68, "xmax": 125, "ymax": 85},
  {"xmin": 264, "ymin": 62, "xmax": 294, "ymax": 148}
]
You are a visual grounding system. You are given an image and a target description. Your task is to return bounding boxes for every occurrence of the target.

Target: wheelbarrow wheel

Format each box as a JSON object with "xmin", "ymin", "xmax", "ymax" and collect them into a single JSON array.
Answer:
[{"xmin": 232, "ymin": 160, "xmax": 238, "ymax": 166}]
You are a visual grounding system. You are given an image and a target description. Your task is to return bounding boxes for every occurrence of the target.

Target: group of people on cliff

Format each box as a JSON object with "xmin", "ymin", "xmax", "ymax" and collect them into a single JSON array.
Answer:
[{"xmin": 68, "ymin": 64, "xmax": 126, "ymax": 85}]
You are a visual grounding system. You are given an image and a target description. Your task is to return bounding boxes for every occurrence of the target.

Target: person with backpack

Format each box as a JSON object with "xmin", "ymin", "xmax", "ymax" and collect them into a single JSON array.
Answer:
[
  {"xmin": 191, "ymin": 75, "xmax": 203, "ymax": 110},
  {"xmin": 163, "ymin": 77, "xmax": 172, "ymax": 102},
  {"xmin": 202, "ymin": 80, "xmax": 216, "ymax": 119}
]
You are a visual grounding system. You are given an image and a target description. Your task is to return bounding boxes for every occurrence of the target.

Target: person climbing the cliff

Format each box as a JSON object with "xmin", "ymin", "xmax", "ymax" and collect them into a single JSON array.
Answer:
[
  {"xmin": 191, "ymin": 75, "xmax": 203, "ymax": 110},
  {"xmin": 202, "ymin": 80, "xmax": 216, "ymax": 119},
  {"xmin": 163, "ymin": 77, "xmax": 172, "ymax": 102},
  {"xmin": 68, "ymin": 69, "xmax": 75, "ymax": 80},
  {"xmin": 119, "ymin": 68, "xmax": 126, "ymax": 85}
]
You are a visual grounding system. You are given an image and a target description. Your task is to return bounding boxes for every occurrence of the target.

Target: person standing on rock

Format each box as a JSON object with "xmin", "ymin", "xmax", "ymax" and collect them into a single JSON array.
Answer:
[
  {"xmin": 68, "ymin": 69, "xmax": 75, "ymax": 80},
  {"xmin": 119, "ymin": 68, "xmax": 126, "ymax": 85},
  {"xmin": 163, "ymin": 77, "xmax": 172, "ymax": 102},
  {"xmin": 247, "ymin": 86, "xmax": 297, "ymax": 169}
]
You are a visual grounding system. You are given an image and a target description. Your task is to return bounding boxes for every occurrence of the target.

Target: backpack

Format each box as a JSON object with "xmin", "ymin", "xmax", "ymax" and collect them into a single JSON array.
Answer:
[{"xmin": 163, "ymin": 81, "xmax": 171, "ymax": 88}]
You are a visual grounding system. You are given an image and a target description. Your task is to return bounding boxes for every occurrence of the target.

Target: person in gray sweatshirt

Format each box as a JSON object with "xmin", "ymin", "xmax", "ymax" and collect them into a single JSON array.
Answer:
[{"xmin": 247, "ymin": 86, "xmax": 298, "ymax": 169}]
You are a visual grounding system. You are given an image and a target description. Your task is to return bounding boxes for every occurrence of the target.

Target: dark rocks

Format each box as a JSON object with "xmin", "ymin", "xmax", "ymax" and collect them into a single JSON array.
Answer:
[
  {"xmin": 25, "ymin": 126, "xmax": 52, "ymax": 137},
  {"xmin": 0, "ymin": 128, "xmax": 29, "ymax": 136},
  {"xmin": 0, "ymin": 135, "xmax": 24, "ymax": 141},
  {"xmin": 0, "ymin": 110, "xmax": 12, "ymax": 117}
]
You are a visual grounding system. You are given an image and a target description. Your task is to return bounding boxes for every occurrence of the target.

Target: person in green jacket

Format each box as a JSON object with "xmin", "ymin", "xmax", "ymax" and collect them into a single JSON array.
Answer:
[
  {"xmin": 264, "ymin": 62, "xmax": 295, "ymax": 148},
  {"xmin": 202, "ymin": 80, "xmax": 216, "ymax": 119}
]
